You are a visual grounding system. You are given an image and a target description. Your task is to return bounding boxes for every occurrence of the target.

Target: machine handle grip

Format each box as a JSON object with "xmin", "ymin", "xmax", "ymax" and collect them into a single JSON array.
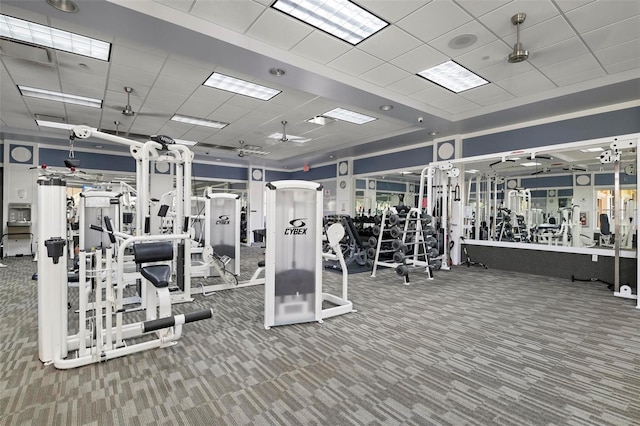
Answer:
[{"xmin": 90, "ymin": 224, "xmax": 103, "ymax": 232}]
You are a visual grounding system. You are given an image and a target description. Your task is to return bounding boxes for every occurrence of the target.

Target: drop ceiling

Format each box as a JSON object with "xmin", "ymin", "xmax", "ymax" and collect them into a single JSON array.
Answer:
[{"xmin": 1, "ymin": 0, "xmax": 639, "ymax": 170}]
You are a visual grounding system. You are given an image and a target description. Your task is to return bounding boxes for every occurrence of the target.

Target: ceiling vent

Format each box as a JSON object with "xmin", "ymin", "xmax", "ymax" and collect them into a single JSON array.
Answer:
[{"xmin": 0, "ymin": 39, "xmax": 53, "ymax": 65}]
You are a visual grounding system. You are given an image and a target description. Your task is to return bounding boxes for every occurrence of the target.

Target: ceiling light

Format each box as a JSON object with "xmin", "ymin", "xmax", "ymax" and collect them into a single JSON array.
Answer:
[
  {"xmin": 417, "ymin": 60, "xmax": 489, "ymax": 93},
  {"xmin": 465, "ymin": 169, "xmax": 479, "ymax": 174},
  {"xmin": 322, "ymin": 107, "xmax": 377, "ymax": 125},
  {"xmin": 268, "ymin": 132, "xmax": 311, "ymax": 143},
  {"xmin": 399, "ymin": 171, "xmax": 413, "ymax": 175},
  {"xmin": 271, "ymin": 0, "xmax": 388, "ymax": 45},
  {"xmin": 35, "ymin": 120, "xmax": 75, "ymax": 130},
  {"xmin": 307, "ymin": 116, "xmax": 333, "ymax": 125},
  {"xmin": 20, "ymin": 86, "xmax": 102, "ymax": 108},
  {"xmin": 521, "ymin": 162, "xmax": 541, "ymax": 167},
  {"xmin": 237, "ymin": 147, "xmax": 271, "ymax": 156},
  {"xmin": 171, "ymin": 114, "xmax": 228, "ymax": 129},
  {"xmin": 203, "ymin": 72, "xmax": 280, "ymax": 100},
  {"xmin": 269, "ymin": 68, "xmax": 286, "ymax": 76},
  {"xmin": 380, "ymin": 105, "xmax": 393, "ymax": 111},
  {"xmin": 46, "ymin": 0, "xmax": 78, "ymax": 13},
  {"xmin": 580, "ymin": 147, "xmax": 604, "ymax": 153},
  {"xmin": 174, "ymin": 139, "xmax": 198, "ymax": 146},
  {"xmin": 0, "ymin": 14, "xmax": 111, "ymax": 61}
]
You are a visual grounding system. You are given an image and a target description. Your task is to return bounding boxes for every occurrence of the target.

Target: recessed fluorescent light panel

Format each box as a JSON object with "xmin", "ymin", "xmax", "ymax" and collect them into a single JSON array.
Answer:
[
  {"xmin": 580, "ymin": 147, "xmax": 604, "ymax": 153},
  {"xmin": 204, "ymin": 72, "xmax": 280, "ymax": 100},
  {"xmin": 35, "ymin": 120, "xmax": 75, "ymax": 130},
  {"xmin": 0, "ymin": 14, "xmax": 111, "ymax": 61},
  {"xmin": 417, "ymin": 60, "xmax": 489, "ymax": 93},
  {"xmin": 465, "ymin": 169, "xmax": 479, "ymax": 174},
  {"xmin": 322, "ymin": 107, "xmax": 376, "ymax": 125},
  {"xmin": 19, "ymin": 86, "xmax": 102, "ymax": 108},
  {"xmin": 174, "ymin": 139, "xmax": 198, "ymax": 146},
  {"xmin": 271, "ymin": 0, "xmax": 388, "ymax": 45},
  {"xmin": 521, "ymin": 162, "xmax": 541, "ymax": 167},
  {"xmin": 171, "ymin": 114, "xmax": 228, "ymax": 129}
]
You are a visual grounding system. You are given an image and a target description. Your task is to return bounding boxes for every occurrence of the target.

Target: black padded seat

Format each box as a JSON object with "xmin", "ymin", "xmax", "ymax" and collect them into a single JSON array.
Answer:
[
  {"xmin": 140, "ymin": 265, "xmax": 170, "ymax": 288},
  {"xmin": 133, "ymin": 242, "xmax": 174, "ymax": 289},
  {"xmin": 258, "ymin": 260, "xmax": 265, "ymax": 268}
]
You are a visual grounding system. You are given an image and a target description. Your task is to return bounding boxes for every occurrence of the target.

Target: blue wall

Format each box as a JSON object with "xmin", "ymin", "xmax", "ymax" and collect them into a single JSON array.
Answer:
[
  {"xmin": 290, "ymin": 163, "xmax": 335, "ymax": 181},
  {"xmin": 520, "ymin": 175, "xmax": 574, "ymax": 188},
  {"xmin": 192, "ymin": 162, "xmax": 246, "ymax": 180},
  {"xmin": 376, "ymin": 181, "xmax": 406, "ymax": 192},
  {"xmin": 265, "ymin": 170, "xmax": 291, "ymax": 181},
  {"xmin": 354, "ymin": 146, "xmax": 432, "ymax": 175},
  {"xmin": 355, "ymin": 179, "xmax": 366, "ymax": 189},
  {"xmin": 594, "ymin": 172, "xmax": 637, "ymax": 186},
  {"xmin": 40, "ymin": 148, "xmax": 135, "ymax": 172},
  {"xmin": 463, "ymin": 107, "xmax": 640, "ymax": 157}
]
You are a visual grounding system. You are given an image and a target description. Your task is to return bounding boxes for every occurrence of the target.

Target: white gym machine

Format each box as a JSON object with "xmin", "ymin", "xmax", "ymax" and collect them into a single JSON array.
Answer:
[
  {"xmin": 37, "ymin": 175, "xmax": 211, "ymax": 369},
  {"xmin": 264, "ymin": 180, "xmax": 354, "ymax": 329},
  {"xmin": 599, "ymin": 137, "xmax": 639, "ymax": 306},
  {"xmin": 70, "ymin": 126, "xmax": 194, "ymax": 303}
]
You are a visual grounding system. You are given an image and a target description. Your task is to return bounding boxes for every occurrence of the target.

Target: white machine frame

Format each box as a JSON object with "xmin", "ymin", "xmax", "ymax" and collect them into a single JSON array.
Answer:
[{"xmin": 264, "ymin": 180, "xmax": 353, "ymax": 329}]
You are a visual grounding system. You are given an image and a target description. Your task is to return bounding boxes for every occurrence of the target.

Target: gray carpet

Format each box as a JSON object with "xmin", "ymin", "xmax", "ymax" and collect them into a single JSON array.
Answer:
[{"xmin": 1, "ymin": 247, "xmax": 639, "ymax": 425}]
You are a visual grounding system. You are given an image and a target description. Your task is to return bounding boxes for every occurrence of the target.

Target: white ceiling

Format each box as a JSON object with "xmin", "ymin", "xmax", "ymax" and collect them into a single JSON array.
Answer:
[{"xmin": 1, "ymin": 0, "xmax": 639, "ymax": 170}]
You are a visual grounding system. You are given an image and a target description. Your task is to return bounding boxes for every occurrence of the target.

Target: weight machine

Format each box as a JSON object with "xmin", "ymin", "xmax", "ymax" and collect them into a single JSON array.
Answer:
[
  {"xmin": 264, "ymin": 181, "xmax": 354, "ymax": 329},
  {"xmin": 71, "ymin": 126, "xmax": 194, "ymax": 303},
  {"xmin": 37, "ymin": 176, "xmax": 211, "ymax": 369}
]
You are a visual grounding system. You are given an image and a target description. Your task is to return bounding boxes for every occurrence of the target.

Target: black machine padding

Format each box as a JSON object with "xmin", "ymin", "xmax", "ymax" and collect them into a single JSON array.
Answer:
[
  {"xmin": 133, "ymin": 241, "xmax": 174, "ymax": 263},
  {"xmin": 140, "ymin": 265, "xmax": 170, "ymax": 288}
]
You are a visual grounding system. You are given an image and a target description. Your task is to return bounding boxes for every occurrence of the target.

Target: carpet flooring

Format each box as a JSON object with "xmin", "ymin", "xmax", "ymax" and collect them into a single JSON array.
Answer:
[{"xmin": 1, "ymin": 246, "xmax": 639, "ymax": 425}]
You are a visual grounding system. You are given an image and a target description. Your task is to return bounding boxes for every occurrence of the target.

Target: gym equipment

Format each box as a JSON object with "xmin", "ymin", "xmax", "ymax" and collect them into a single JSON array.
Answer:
[
  {"xmin": 71, "ymin": 126, "xmax": 194, "ymax": 304},
  {"xmin": 323, "ymin": 215, "xmax": 367, "ymax": 271},
  {"xmin": 264, "ymin": 180, "xmax": 354, "ymax": 328},
  {"xmin": 370, "ymin": 207, "xmax": 439, "ymax": 284},
  {"xmin": 460, "ymin": 237, "xmax": 487, "ymax": 269},
  {"xmin": 37, "ymin": 176, "xmax": 211, "ymax": 369}
]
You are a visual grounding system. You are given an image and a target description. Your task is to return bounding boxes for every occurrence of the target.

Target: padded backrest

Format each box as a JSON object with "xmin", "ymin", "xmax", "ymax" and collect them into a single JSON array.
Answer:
[
  {"xmin": 600, "ymin": 214, "xmax": 610, "ymax": 235},
  {"xmin": 342, "ymin": 216, "xmax": 363, "ymax": 249},
  {"xmin": 133, "ymin": 241, "xmax": 174, "ymax": 264}
]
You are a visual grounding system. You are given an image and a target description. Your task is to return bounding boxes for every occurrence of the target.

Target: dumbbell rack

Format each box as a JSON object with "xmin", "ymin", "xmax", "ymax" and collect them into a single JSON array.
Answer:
[{"xmin": 370, "ymin": 207, "xmax": 435, "ymax": 284}]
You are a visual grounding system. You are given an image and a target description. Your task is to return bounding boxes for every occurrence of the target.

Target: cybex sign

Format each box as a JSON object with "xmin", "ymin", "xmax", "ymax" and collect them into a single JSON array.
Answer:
[
  {"xmin": 215, "ymin": 215, "xmax": 230, "ymax": 225},
  {"xmin": 284, "ymin": 218, "xmax": 307, "ymax": 235}
]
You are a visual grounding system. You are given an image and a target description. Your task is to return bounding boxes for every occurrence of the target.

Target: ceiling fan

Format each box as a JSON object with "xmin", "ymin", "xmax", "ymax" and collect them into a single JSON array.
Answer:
[
  {"xmin": 279, "ymin": 120, "xmax": 289, "ymax": 142},
  {"xmin": 508, "ymin": 13, "xmax": 529, "ymax": 63},
  {"xmin": 236, "ymin": 140, "xmax": 270, "ymax": 157},
  {"xmin": 121, "ymin": 86, "xmax": 135, "ymax": 117}
]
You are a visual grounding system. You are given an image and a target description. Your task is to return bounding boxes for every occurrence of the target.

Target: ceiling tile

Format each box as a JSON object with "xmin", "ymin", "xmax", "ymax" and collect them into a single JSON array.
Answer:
[
  {"xmin": 386, "ymin": 75, "xmax": 435, "ymax": 96},
  {"xmin": 357, "ymin": 0, "xmax": 425, "ymax": 23},
  {"xmin": 527, "ymin": 37, "xmax": 589, "ymax": 69},
  {"xmin": 554, "ymin": 0, "xmax": 595, "ymax": 13},
  {"xmin": 396, "ymin": 1, "xmax": 472, "ymax": 43},
  {"xmin": 110, "ymin": 44, "xmax": 167, "ymax": 71},
  {"xmin": 478, "ymin": 57, "xmax": 534, "ymax": 82},
  {"xmin": 429, "ymin": 20, "xmax": 498, "ymax": 58},
  {"xmin": 594, "ymin": 39, "xmax": 640, "ymax": 68},
  {"xmin": 153, "ymin": 74, "xmax": 202, "ymax": 96},
  {"xmin": 246, "ymin": 9, "xmax": 313, "ymax": 50},
  {"xmin": 603, "ymin": 56, "xmax": 640, "ymax": 74},
  {"xmin": 459, "ymin": 83, "xmax": 511, "ymax": 103},
  {"xmin": 191, "ymin": 0, "xmax": 266, "ymax": 33},
  {"xmin": 457, "ymin": 40, "xmax": 511, "ymax": 71},
  {"xmin": 473, "ymin": 91, "xmax": 516, "ymax": 107},
  {"xmin": 23, "ymin": 98, "xmax": 67, "ymax": 116},
  {"xmin": 153, "ymin": 0, "xmax": 195, "ymax": 13},
  {"xmin": 437, "ymin": 96, "xmax": 482, "ymax": 114},
  {"xmin": 109, "ymin": 63, "xmax": 162, "ymax": 87},
  {"xmin": 392, "ymin": 44, "xmax": 449, "ymax": 74},
  {"xmin": 289, "ymin": 31, "xmax": 352, "ymax": 65},
  {"xmin": 566, "ymin": 0, "xmax": 640, "ymax": 34},
  {"xmin": 328, "ymin": 50, "xmax": 383, "ymax": 76},
  {"xmin": 478, "ymin": 1, "xmax": 560, "ymax": 38},
  {"xmin": 361, "ymin": 63, "xmax": 411, "ymax": 87},
  {"xmin": 107, "ymin": 80, "xmax": 151, "ymax": 100},
  {"xmin": 517, "ymin": 16, "xmax": 577, "ymax": 52},
  {"xmin": 180, "ymin": 126, "xmax": 217, "ymax": 142},
  {"xmin": 357, "ymin": 26, "xmax": 422, "ymax": 62},
  {"xmin": 553, "ymin": 67, "xmax": 606, "ymax": 87},
  {"xmin": 453, "ymin": 0, "xmax": 513, "ymax": 17},
  {"xmin": 582, "ymin": 15, "xmax": 640, "ymax": 52},
  {"xmin": 159, "ymin": 59, "xmax": 212, "ymax": 83},
  {"xmin": 209, "ymin": 102, "xmax": 251, "ymax": 123},
  {"xmin": 410, "ymin": 84, "xmax": 456, "ymax": 103},
  {"xmin": 539, "ymin": 54, "xmax": 602, "ymax": 83},
  {"xmin": 495, "ymin": 70, "xmax": 555, "ymax": 97},
  {"xmin": 2, "ymin": 56, "xmax": 61, "ymax": 91}
]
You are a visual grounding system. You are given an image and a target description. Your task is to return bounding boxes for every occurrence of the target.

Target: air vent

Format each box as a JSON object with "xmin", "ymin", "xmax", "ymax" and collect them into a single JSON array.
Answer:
[{"xmin": 0, "ymin": 39, "xmax": 52, "ymax": 64}]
